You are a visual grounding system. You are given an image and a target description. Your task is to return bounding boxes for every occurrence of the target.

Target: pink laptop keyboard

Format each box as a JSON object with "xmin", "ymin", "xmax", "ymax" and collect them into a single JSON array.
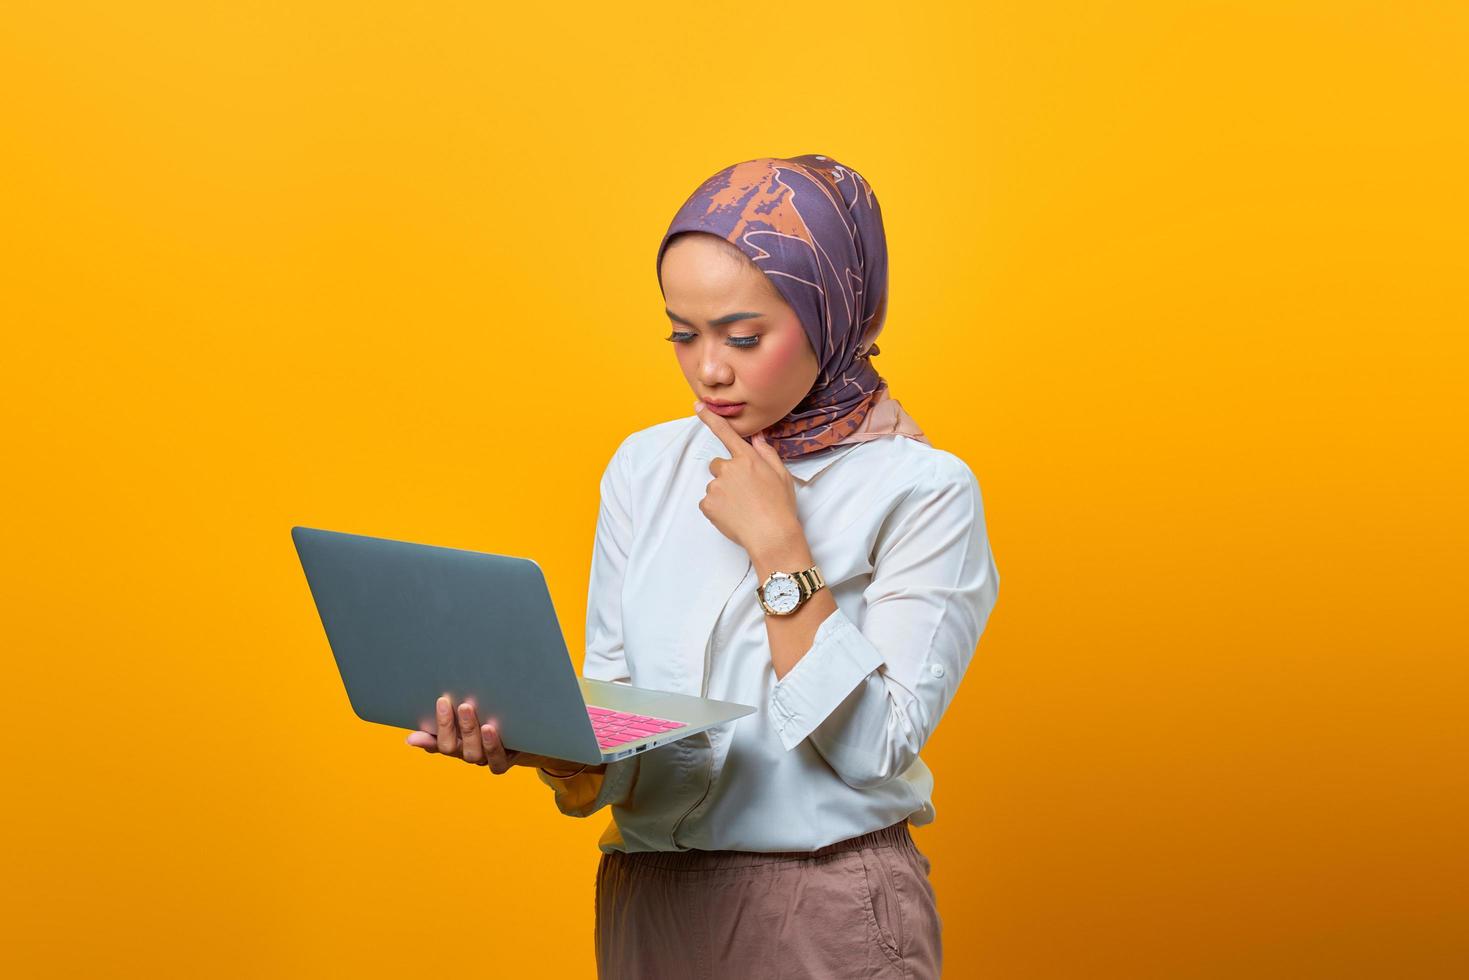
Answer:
[{"xmin": 587, "ymin": 705, "xmax": 687, "ymax": 749}]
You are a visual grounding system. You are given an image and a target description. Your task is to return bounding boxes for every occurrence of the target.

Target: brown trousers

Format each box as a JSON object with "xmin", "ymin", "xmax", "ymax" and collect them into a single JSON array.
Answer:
[{"xmin": 595, "ymin": 821, "xmax": 941, "ymax": 979}]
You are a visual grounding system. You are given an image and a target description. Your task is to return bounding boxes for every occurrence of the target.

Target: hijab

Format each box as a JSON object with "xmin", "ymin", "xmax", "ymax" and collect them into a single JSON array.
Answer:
[{"xmin": 656, "ymin": 154, "xmax": 931, "ymax": 460}]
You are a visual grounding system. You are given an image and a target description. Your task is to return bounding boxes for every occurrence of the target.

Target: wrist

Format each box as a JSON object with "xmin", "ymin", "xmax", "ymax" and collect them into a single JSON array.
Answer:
[{"xmin": 751, "ymin": 529, "xmax": 812, "ymax": 578}]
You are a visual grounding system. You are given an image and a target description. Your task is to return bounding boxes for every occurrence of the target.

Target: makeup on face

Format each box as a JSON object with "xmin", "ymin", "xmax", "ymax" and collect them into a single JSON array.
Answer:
[
  {"xmin": 665, "ymin": 308, "xmax": 763, "ymax": 349},
  {"xmin": 668, "ymin": 312, "xmax": 818, "ymax": 430},
  {"xmin": 659, "ymin": 235, "xmax": 819, "ymax": 431}
]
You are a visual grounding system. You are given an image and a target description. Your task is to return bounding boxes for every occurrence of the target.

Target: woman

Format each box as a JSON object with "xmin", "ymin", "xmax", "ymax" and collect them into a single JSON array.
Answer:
[{"xmin": 406, "ymin": 154, "xmax": 1000, "ymax": 978}]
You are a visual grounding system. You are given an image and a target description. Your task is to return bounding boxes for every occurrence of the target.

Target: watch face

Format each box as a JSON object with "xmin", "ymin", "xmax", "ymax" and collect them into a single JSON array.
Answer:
[{"xmin": 763, "ymin": 576, "xmax": 802, "ymax": 614}]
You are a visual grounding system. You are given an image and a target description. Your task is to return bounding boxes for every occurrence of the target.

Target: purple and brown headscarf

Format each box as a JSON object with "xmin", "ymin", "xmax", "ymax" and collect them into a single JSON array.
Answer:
[{"xmin": 656, "ymin": 154, "xmax": 931, "ymax": 460}]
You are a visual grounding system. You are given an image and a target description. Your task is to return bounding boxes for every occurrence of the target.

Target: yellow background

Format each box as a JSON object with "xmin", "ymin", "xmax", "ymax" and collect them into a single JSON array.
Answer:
[{"xmin": 3, "ymin": 2, "xmax": 1465, "ymax": 977}]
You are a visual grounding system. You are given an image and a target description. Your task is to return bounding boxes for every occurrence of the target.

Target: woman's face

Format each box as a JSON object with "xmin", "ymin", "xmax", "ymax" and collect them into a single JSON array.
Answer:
[{"xmin": 659, "ymin": 233, "xmax": 820, "ymax": 438}]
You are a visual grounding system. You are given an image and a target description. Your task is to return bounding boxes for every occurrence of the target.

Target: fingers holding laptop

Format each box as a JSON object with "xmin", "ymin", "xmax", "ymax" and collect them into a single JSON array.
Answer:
[
  {"xmin": 455, "ymin": 700, "xmax": 510, "ymax": 772},
  {"xmin": 404, "ymin": 694, "xmax": 588, "ymax": 776},
  {"xmin": 440, "ymin": 695, "xmax": 464, "ymax": 755},
  {"xmin": 402, "ymin": 695, "xmax": 487, "ymax": 764},
  {"xmin": 403, "ymin": 696, "xmax": 461, "ymax": 758}
]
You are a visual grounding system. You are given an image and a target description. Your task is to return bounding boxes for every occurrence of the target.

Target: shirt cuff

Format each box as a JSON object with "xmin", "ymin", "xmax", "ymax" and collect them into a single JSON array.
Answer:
[
  {"xmin": 536, "ymin": 756, "xmax": 638, "ymax": 817},
  {"xmin": 769, "ymin": 606, "xmax": 885, "ymax": 752}
]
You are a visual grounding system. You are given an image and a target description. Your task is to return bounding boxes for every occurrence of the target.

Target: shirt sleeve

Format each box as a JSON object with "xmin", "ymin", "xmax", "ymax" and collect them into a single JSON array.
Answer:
[
  {"xmin": 537, "ymin": 436, "xmax": 641, "ymax": 816},
  {"xmin": 767, "ymin": 453, "xmax": 1000, "ymax": 789}
]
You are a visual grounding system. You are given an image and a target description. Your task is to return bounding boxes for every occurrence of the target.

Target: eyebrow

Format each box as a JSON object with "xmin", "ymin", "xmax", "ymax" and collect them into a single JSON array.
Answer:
[{"xmin": 665, "ymin": 308, "xmax": 764, "ymax": 328}]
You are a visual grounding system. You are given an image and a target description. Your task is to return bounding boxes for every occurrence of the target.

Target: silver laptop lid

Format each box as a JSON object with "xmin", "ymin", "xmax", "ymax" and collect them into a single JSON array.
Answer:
[{"xmin": 292, "ymin": 526, "xmax": 605, "ymax": 765}]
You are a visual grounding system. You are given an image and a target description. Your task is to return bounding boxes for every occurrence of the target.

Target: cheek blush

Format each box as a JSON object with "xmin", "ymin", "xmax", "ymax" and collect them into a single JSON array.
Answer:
[{"xmin": 741, "ymin": 327, "xmax": 807, "ymax": 397}]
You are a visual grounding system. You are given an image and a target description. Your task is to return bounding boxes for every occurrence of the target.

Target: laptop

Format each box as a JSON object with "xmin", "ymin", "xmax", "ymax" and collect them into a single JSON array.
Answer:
[{"xmin": 291, "ymin": 525, "xmax": 755, "ymax": 766}]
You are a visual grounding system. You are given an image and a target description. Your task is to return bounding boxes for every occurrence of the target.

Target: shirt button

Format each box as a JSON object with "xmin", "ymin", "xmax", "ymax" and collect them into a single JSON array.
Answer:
[{"xmin": 930, "ymin": 663, "xmax": 945, "ymax": 678}]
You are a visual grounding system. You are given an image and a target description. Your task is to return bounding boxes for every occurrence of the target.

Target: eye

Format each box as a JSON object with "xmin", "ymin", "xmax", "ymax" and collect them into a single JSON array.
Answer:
[{"xmin": 665, "ymin": 331, "xmax": 760, "ymax": 349}]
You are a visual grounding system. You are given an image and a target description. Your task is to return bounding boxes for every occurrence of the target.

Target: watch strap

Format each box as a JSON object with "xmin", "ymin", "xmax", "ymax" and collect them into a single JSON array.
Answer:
[{"xmin": 792, "ymin": 565, "xmax": 825, "ymax": 598}]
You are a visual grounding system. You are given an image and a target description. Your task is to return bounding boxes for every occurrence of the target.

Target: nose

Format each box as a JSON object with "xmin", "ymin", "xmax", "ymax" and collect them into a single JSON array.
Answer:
[{"xmin": 695, "ymin": 338, "xmax": 735, "ymax": 386}]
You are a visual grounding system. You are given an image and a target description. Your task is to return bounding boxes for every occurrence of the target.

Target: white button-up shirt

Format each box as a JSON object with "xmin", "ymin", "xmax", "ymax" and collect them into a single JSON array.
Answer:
[{"xmin": 538, "ymin": 412, "xmax": 1000, "ymax": 852}]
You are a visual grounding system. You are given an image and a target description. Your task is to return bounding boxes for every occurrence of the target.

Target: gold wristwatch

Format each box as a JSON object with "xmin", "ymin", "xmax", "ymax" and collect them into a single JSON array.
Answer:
[{"xmin": 756, "ymin": 564, "xmax": 826, "ymax": 616}]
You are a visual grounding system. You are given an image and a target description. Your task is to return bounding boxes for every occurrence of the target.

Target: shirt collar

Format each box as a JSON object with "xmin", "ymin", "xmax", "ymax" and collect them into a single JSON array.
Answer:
[
  {"xmin": 783, "ymin": 443, "xmax": 861, "ymax": 483},
  {"xmin": 694, "ymin": 421, "xmax": 859, "ymax": 484}
]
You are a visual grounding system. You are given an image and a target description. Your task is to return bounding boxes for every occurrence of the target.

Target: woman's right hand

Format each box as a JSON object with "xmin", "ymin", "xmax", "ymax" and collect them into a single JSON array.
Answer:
[{"xmin": 405, "ymin": 695, "xmax": 604, "ymax": 777}]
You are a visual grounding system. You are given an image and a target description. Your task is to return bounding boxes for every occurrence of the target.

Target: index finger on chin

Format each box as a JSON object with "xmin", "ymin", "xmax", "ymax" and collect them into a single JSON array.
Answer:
[{"xmin": 694, "ymin": 401, "xmax": 751, "ymax": 457}]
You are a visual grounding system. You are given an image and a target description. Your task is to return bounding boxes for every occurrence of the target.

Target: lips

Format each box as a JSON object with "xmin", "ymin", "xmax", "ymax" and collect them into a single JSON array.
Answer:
[{"xmin": 701, "ymin": 399, "xmax": 745, "ymax": 417}]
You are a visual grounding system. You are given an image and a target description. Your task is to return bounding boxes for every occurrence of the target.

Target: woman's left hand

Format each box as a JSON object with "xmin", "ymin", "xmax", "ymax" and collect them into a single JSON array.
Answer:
[{"xmin": 694, "ymin": 402, "xmax": 803, "ymax": 558}]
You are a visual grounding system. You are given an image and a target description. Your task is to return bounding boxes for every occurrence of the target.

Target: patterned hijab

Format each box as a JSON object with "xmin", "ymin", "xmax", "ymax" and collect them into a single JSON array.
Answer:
[{"xmin": 656, "ymin": 154, "xmax": 931, "ymax": 460}]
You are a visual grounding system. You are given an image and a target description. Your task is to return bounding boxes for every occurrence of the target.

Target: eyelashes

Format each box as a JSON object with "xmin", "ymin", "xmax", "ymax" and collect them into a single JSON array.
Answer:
[{"xmin": 666, "ymin": 331, "xmax": 760, "ymax": 349}]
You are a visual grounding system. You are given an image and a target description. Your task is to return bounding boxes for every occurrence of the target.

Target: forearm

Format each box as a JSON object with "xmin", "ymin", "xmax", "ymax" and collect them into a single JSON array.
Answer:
[
  {"xmin": 752, "ymin": 529, "xmax": 838, "ymax": 680},
  {"xmin": 765, "ymin": 606, "xmax": 929, "ymax": 788},
  {"xmin": 537, "ymin": 758, "xmax": 634, "ymax": 817},
  {"xmin": 806, "ymin": 671, "xmax": 925, "ymax": 788}
]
